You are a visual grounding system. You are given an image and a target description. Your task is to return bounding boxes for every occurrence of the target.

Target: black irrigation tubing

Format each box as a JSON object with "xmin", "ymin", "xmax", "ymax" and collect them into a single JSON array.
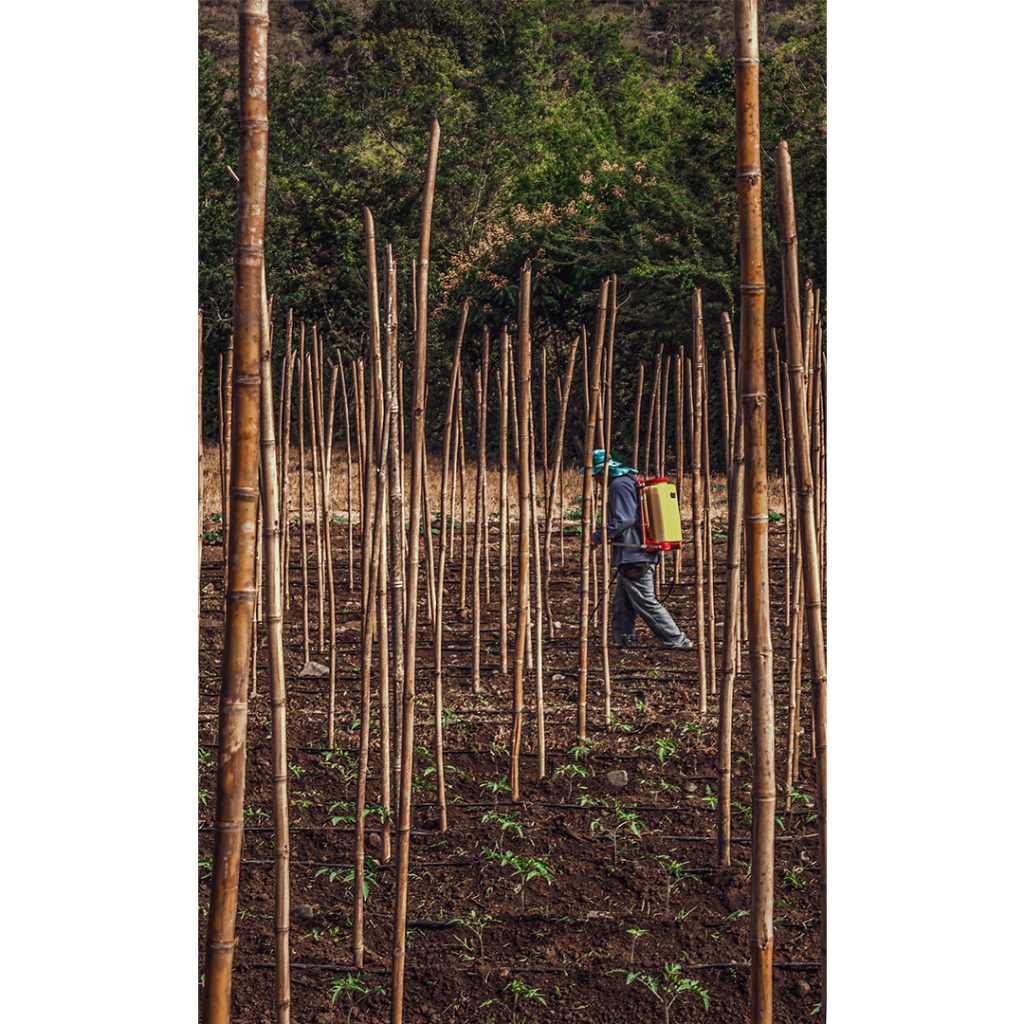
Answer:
[
  {"xmin": 240, "ymin": 960, "xmax": 822, "ymax": 974},
  {"xmin": 237, "ymin": 859, "xmax": 477, "ymax": 870}
]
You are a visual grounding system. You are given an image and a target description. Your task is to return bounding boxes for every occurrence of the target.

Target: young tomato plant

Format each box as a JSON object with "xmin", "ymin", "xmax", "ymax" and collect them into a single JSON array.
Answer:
[{"xmin": 608, "ymin": 962, "xmax": 710, "ymax": 1024}]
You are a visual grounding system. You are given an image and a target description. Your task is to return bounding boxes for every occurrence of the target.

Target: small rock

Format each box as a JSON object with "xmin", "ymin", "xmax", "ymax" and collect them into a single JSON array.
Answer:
[
  {"xmin": 553, "ymin": 621, "xmax": 562, "ymax": 630},
  {"xmin": 684, "ymin": 781, "xmax": 699, "ymax": 794},
  {"xmin": 202, "ymin": 583, "xmax": 215, "ymax": 594},
  {"xmin": 796, "ymin": 979, "xmax": 811, "ymax": 997},
  {"xmin": 294, "ymin": 903, "xmax": 315, "ymax": 923},
  {"xmin": 367, "ymin": 831, "xmax": 381, "ymax": 849},
  {"xmin": 606, "ymin": 769, "xmax": 629, "ymax": 789},
  {"xmin": 585, "ymin": 909, "xmax": 614, "ymax": 921},
  {"xmin": 298, "ymin": 661, "xmax": 330, "ymax": 679},
  {"xmin": 551, "ymin": 673, "xmax": 566, "ymax": 682}
]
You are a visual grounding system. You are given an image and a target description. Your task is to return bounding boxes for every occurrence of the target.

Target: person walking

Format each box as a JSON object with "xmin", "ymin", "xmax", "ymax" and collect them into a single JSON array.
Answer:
[{"xmin": 585, "ymin": 449, "xmax": 694, "ymax": 650}]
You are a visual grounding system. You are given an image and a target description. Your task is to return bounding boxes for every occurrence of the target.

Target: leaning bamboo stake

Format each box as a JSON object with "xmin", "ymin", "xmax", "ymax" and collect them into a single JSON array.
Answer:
[
  {"xmin": 203, "ymin": 4, "xmax": 267, "ymax": 1019},
  {"xmin": 643, "ymin": 348, "xmax": 661, "ymax": 476},
  {"xmin": 717, "ymin": 385, "xmax": 745, "ymax": 867},
  {"xmin": 723, "ymin": 312, "xmax": 742, "ymax": 672},
  {"xmin": 785, "ymin": 542, "xmax": 804, "ymax": 806},
  {"xmin": 421, "ymin": 427, "xmax": 436, "ymax": 625},
  {"xmin": 771, "ymin": 331, "xmax": 791, "ymax": 630},
  {"xmin": 457, "ymin": 374, "xmax": 469, "ymax": 613},
  {"xmin": 498, "ymin": 325, "xmax": 510, "ymax": 677},
  {"xmin": 719, "ymin": 353, "xmax": 731, "ymax": 484},
  {"xmin": 281, "ymin": 341, "xmax": 295, "ymax": 612},
  {"xmin": 543, "ymin": 334, "xmax": 580, "ymax": 637},
  {"xmin": 776, "ymin": 137, "xmax": 827, "ymax": 1013},
  {"xmin": 577, "ymin": 280, "xmax": 608, "ymax": 743},
  {"xmin": 307, "ymin": 350, "xmax": 325, "ymax": 654},
  {"xmin": 297, "ymin": 329, "xmax": 310, "ymax": 663},
  {"xmin": 326, "ymin": 363, "xmax": 338, "ymax": 512},
  {"xmin": 479, "ymin": 328, "xmax": 491, "ymax": 604},
  {"xmin": 340, "ymin": 360, "xmax": 355, "ymax": 592},
  {"xmin": 528, "ymin": 391, "xmax": 546, "ymax": 778},
  {"xmin": 472, "ymin": 367, "xmax": 484, "ymax": 692},
  {"xmin": 699, "ymin": 329, "xmax": 716, "ymax": 697},
  {"xmin": 391, "ymin": 115, "xmax": 440, "ymax": 1024},
  {"xmin": 735, "ymin": 7, "xmax": 775, "ymax": 1019},
  {"xmin": 600, "ymin": 276, "xmax": 617, "ymax": 725},
  {"xmin": 688, "ymin": 301, "xmax": 708, "ymax": 714},
  {"xmin": 310, "ymin": 350, "xmax": 337, "ymax": 748},
  {"xmin": 511, "ymin": 260, "xmax": 532, "ymax": 801},
  {"xmin": 258, "ymin": 271, "xmax": 291, "ymax": 1024},
  {"xmin": 556, "ymin": 376, "xmax": 566, "ymax": 567},
  {"xmin": 674, "ymin": 352, "xmax": 684, "ymax": 584},
  {"xmin": 430, "ymin": 300, "xmax": 469, "ymax": 828}
]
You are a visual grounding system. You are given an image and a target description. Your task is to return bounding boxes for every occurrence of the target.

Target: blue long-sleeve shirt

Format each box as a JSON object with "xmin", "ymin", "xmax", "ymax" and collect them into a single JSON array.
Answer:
[{"xmin": 591, "ymin": 474, "xmax": 659, "ymax": 568}]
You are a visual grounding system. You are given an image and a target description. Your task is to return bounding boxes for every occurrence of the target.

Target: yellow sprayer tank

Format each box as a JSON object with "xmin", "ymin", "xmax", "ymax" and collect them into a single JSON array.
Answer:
[{"xmin": 639, "ymin": 477, "xmax": 682, "ymax": 549}]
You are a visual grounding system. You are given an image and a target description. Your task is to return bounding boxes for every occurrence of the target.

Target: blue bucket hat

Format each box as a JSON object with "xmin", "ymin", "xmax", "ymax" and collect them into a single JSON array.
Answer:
[{"xmin": 580, "ymin": 449, "xmax": 637, "ymax": 478}]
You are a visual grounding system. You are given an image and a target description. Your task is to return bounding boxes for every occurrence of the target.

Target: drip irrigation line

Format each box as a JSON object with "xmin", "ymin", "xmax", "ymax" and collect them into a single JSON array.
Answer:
[{"xmin": 240, "ymin": 959, "xmax": 822, "ymax": 974}]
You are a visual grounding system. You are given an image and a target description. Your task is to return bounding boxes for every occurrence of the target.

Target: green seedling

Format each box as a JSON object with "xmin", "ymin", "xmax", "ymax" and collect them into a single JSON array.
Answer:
[
  {"xmin": 198, "ymin": 856, "xmax": 212, "ymax": 879},
  {"xmin": 591, "ymin": 801, "xmax": 645, "ymax": 866},
  {"xmin": 329, "ymin": 972, "xmax": 380, "ymax": 1024},
  {"xmin": 725, "ymin": 908, "xmax": 750, "ymax": 921},
  {"xmin": 479, "ymin": 776, "xmax": 512, "ymax": 807},
  {"xmin": 482, "ymin": 978, "xmax": 547, "ymax": 1023},
  {"xmin": 569, "ymin": 736, "xmax": 594, "ymax": 762},
  {"xmin": 655, "ymin": 737, "xmax": 678, "ymax": 764},
  {"xmin": 608, "ymin": 713, "xmax": 632, "ymax": 733},
  {"xmin": 198, "ymin": 788, "xmax": 210, "ymax": 807},
  {"xmin": 552, "ymin": 761, "xmax": 589, "ymax": 801},
  {"xmin": 681, "ymin": 720, "xmax": 704, "ymax": 741},
  {"xmin": 626, "ymin": 927, "xmax": 650, "ymax": 965},
  {"xmin": 451, "ymin": 909, "xmax": 494, "ymax": 959},
  {"xmin": 243, "ymin": 806, "xmax": 268, "ymax": 824},
  {"xmin": 481, "ymin": 809, "xmax": 524, "ymax": 840},
  {"xmin": 608, "ymin": 962, "xmax": 710, "ymax": 1024},
  {"xmin": 700, "ymin": 785, "xmax": 718, "ymax": 811},
  {"xmin": 316, "ymin": 860, "xmax": 379, "ymax": 901},
  {"xmin": 643, "ymin": 777, "xmax": 681, "ymax": 805},
  {"xmin": 198, "ymin": 747, "xmax": 213, "ymax": 769},
  {"xmin": 654, "ymin": 855, "xmax": 701, "ymax": 914},
  {"xmin": 784, "ymin": 866, "xmax": 806, "ymax": 891},
  {"xmin": 202, "ymin": 529, "xmax": 223, "ymax": 545},
  {"xmin": 768, "ymin": 509, "xmax": 784, "ymax": 522},
  {"xmin": 288, "ymin": 760, "xmax": 303, "ymax": 780},
  {"xmin": 485, "ymin": 849, "xmax": 554, "ymax": 911}
]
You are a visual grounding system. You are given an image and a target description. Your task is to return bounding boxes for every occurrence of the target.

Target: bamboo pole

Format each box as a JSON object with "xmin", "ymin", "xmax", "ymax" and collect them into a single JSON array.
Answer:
[
  {"xmin": 643, "ymin": 348, "xmax": 662, "ymax": 476},
  {"xmin": 717, "ymin": 376, "xmax": 745, "ymax": 867},
  {"xmin": 326, "ymin": 363, "xmax": 338, "ymax": 513},
  {"xmin": 688, "ymin": 296, "xmax": 708, "ymax": 714},
  {"xmin": 218, "ymin": 351, "xmax": 226, "ymax": 536},
  {"xmin": 281, "ymin": 331, "xmax": 295, "ymax": 611},
  {"xmin": 480, "ymin": 328, "xmax": 491, "ymax": 605},
  {"xmin": 511, "ymin": 260, "xmax": 532, "ymax": 801},
  {"xmin": 203, "ymin": 3, "xmax": 268, "ymax": 1019},
  {"xmin": 199, "ymin": 311, "xmax": 205, "ymax": 577},
  {"xmin": 771, "ymin": 331, "xmax": 791, "ymax": 630},
  {"xmin": 297, "ymin": 328, "xmax": 310, "ymax": 662},
  {"xmin": 700, "ymin": 333, "xmax": 716, "ymax": 697},
  {"xmin": 719, "ymin": 353, "xmax": 731, "ymax": 484},
  {"xmin": 528, "ymin": 385, "xmax": 546, "ymax": 778},
  {"xmin": 421, "ymin": 425, "xmax": 436, "ymax": 625},
  {"xmin": 543, "ymin": 334, "xmax": 579, "ymax": 637},
  {"xmin": 734, "ymin": 6, "xmax": 775, "ymax": 1019},
  {"xmin": 723, "ymin": 312, "xmax": 742, "ymax": 671},
  {"xmin": 576, "ymin": 281, "xmax": 608, "ymax": 743},
  {"xmin": 307, "ymin": 351, "xmax": 325, "ymax": 654},
  {"xmin": 224, "ymin": 332, "xmax": 235, "ymax": 557},
  {"xmin": 340, "ymin": 360, "xmax": 355, "ymax": 592},
  {"xmin": 258, "ymin": 271, "xmax": 291, "ymax": 1024},
  {"xmin": 776, "ymin": 138, "xmax": 827, "ymax": 1013},
  {"xmin": 498, "ymin": 325, "xmax": 510, "ymax": 677},
  {"xmin": 472, "ymin": 367, "xmax": 484, "ymax": 692},
  {"xmin": 430, "ymin": 301, "xmax": 469, "ymax": 830},
  {"xmin": 600, "ymin": 275, "xmax": 617, "ymax": 725},
  {"xmin": 457, "ymin": 373, "xmax": 469, "ymax": 613},
  {"xmin": 391, "ymin": 116, "xmax": 440, "ymax": 1024},
  {"xmin": 556, "ymin": 376, "xmax": 566, "ymax": 568}
]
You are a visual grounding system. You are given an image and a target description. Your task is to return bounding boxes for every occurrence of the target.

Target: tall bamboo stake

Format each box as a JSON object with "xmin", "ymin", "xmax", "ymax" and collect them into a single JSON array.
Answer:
[
  {"xmin": 699, "ymin": 331, "xmax": 717, "ymax": 697},
  {"xmin": 199, "ymin": 311, "xmax": 205, "ymax": 577},
  {"xmin": 643, "ymin": 348, "xmax": 662, "ymax": 476},
  {"xmin": 544, "ymin": 334, "xmax": 579, "ymax": 636},
  {"xmin": 457, "ymin": 374, "xmax": 469, "ymax": 613},
  {"xmin": 281, "ymin": 334, "xmax": 295, "ymax": 611},
  {"xmin": 340, "ymin": 360, "xmax": 355, "ymax": 592},
  {"xmin": 689, "ymin": 296, "xmax": 708, "ymax": 714},
  {"xmin": 480, "ymin": 328, "xmax": 491, "ymax": 604},
  {"xmin": 674, "ymin": 352, "xmax": 684, "ymax": 584},
  {"xmin": 218, "ymin": 351, "xmax": 226, "ymax": 534},
  {"xmin": 472, "ymin": 367, "xmax": 484, "ymax": 692},
  {"xmin": 511, "ymin": 260, "xmax": 532, "ymax": 801},
  {"xmin": 600, "ymin": 276, "xmax": 616, "ymax": 725},
  {"xmin": 776, "ymin": 138, "xmax": 827, "ymax": 1013},
  {"xmin": 528, "ymin": 387, "xmax": 546, "ymax": 778},
  {"xmin": 258, "ymin": 271, "xmax": 291, "ymax": 1024},
  {"xmin": 719, "ymin": 353, "xmax": 731, "ymax": 484},
  {"xmin": 203, "ymin": 3, "xmax": 268, "ymax": 1019},
  {"xmin": 326, "ymin": 363, "xmax": 338, "ymax": 511},
  {"xmin": 771, "ymin": 331, "xmax": 791, "ymax": 630},
  {"xmin": 717, "ymin": 384, "xmax": 745, "ymax": 867},
  {"xmin": 307, "ymin": 351, "xmax": 325, "ymax": 654},
  {"xmin": 735, "ymin": 6, "xmax": 775, "ymax": 1019},
  {"xmin": 577, "ymin": 281, "xmax": 608, "ymax": 743},
  {"xmin": 224, "ymin": 332, "xmax": 235, "ymax": 557},
  {"xmin": 556, "ymin": 376, "xmax": 566, "ymax": 567},
  {"xmin": 498, "ymin": 325, "xmax": 510, "ymax": 677},
  {"xmin": 723, "ymin": 312, "xmax": 742, "ymax": 671},
  {"xmin": 297, "ymin": 328, "xmax": 310, "ymax": 662},
  {"xmin": 391, "ymin": 115, "xmax": 440, "ymax": 1024}
]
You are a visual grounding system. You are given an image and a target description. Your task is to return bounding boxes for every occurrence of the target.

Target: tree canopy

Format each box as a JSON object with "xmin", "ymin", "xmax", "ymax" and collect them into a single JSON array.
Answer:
[{"xmin": 199, "ymin": 0, "xmax": 825, "ymax": 455}]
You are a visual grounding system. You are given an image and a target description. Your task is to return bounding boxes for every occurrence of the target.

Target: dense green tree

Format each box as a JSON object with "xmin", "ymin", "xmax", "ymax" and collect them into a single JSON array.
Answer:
[{"xmin": 199, "ymin": 0, "xmax": 825, "ymax": 462}]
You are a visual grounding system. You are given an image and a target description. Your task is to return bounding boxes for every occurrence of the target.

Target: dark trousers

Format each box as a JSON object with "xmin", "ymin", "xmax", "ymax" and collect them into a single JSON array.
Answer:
[{"xmin": 610, "ymin": 564, "xmax": 688, "ymax": 648}]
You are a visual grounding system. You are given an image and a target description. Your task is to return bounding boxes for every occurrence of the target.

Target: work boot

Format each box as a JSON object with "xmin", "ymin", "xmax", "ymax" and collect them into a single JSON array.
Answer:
[
  {"xmin": 664, "ymin": 633, "xmax": 695, "ymax": 651},
  {"xmin": 613, "ymin": 634, "xmax": 635, "ymax": 649}
]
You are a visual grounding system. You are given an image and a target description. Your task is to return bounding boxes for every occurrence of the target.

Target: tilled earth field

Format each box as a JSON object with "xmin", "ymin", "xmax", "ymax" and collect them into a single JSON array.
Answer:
[{"xmin": 199, "ymin": 513, "xmax": 822, "ymax": 1023}]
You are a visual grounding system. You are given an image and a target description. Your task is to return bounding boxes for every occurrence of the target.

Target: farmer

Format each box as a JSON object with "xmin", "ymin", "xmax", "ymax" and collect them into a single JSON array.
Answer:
[{"xmin": 584, "ymin": 449, "xmax": 694, "ymax": 650}]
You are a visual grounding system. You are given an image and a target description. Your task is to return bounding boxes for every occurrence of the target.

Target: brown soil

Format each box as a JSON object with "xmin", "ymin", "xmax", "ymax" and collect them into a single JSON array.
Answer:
[{"xmin": 199, "ymin": 510, "xmax": 822, "ymax": 1023}]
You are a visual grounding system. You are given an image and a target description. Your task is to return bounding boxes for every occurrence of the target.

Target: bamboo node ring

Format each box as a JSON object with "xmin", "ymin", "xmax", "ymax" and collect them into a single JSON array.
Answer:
[
  {"xmin": 236, "ymin": 373, "xmax": 261, "ymax": 386},
  {"xmin": 739, "ymin": 284, "xmax": 767, "ymax": 293},
  {"xmin": 214, "ymin": 821, "xmax": 244, "ymax": 832}
]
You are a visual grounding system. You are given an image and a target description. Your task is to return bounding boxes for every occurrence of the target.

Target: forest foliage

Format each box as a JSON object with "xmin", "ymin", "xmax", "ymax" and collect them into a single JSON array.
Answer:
[{"xmin": 199, "ymin": 0, "xmax": 825, "ymax": 457}]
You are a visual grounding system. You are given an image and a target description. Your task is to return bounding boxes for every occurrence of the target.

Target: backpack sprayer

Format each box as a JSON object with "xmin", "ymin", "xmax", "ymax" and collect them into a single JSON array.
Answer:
[{"xmin": 637, "ymin": 477, "xmax": 683, "ymax": 551}]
